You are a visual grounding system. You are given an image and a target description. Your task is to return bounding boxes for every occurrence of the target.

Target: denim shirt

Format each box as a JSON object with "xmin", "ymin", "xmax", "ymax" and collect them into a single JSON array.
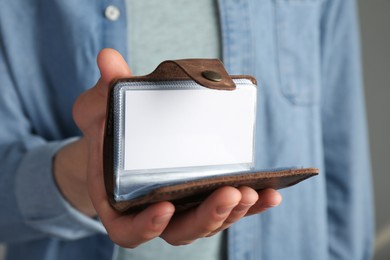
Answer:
[{"xmin": 0, "ymin": 0, "xmax": 374, "ymax": 260}]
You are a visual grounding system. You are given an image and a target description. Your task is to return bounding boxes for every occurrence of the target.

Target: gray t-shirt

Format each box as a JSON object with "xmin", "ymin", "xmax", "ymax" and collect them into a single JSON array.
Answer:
[
  {"xmin": 125, "ymin": 0, "xmax": 221, "ymax": 75},
  {"xmin": 115, "ymin": 0, "xmax": 225, "ymax": 259}
]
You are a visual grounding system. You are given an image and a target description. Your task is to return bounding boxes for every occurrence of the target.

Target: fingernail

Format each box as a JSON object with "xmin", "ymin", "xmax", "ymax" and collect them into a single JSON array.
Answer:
[
  {"xmin": 153, "ymin": 213, "xmax": 172, "ymax": 226},
  {"xmin": 217, "ymin": 205, "xmax": 235, "ymax": 215}
]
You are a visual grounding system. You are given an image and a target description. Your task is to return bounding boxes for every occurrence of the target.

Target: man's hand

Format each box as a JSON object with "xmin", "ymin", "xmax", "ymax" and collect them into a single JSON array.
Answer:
[{"xmin": 58, "ymin": 48, "xmax": 282, "ymax": 248}]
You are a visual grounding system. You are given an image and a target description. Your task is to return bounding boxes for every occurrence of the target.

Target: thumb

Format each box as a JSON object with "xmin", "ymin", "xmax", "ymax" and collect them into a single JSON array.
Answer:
[
  {"xmin": 73, "ymin": 48, "xmax": 131, "ymax": 136},
  {"xmin": 97, "ymin": 48, "xmax": 132, "ymax": 86}
]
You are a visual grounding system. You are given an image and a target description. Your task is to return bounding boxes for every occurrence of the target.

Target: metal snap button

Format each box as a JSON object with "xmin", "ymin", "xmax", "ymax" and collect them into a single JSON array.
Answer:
[
  {"xmin": 202, "ymin": 70, "xmax": 222, "ymax": 82},
  {"xmin": 105, "ymin": 5, "xmax": 120, "ymax": 21}
]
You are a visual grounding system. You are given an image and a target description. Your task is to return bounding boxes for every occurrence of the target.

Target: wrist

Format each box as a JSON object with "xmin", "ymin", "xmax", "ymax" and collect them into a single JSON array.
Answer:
[{"xmin": 53, "ymin": 138, "xmax": 97, "ymax": 217}]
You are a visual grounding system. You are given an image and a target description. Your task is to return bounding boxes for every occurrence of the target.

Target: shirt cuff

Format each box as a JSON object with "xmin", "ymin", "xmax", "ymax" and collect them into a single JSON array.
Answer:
[{"xmin": 15, "ymin": 137, "xmax": 106, "ymax": 240}]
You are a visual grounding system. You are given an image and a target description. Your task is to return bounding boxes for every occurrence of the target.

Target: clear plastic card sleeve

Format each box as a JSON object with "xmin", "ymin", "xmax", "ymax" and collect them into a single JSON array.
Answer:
[{"xmin": 111, "ymin": 79, "xmax": 257, "ymax": 201}]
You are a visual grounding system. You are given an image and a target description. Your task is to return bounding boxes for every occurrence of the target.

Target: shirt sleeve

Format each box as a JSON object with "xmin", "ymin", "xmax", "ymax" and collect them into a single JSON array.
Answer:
[
  {"xmin": 320, "ymin": 0, "xmax": 374, "ymax": 258},
  {"xmin": 0, "ymin": 37, "xmax": 106, "ymax": 244}
]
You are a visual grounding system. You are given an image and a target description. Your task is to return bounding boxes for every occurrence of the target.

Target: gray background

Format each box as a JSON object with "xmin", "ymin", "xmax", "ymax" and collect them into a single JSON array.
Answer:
[
  {"xmin": 0, "ymin": 1, "xmax": 389, "ymax": 259},
  {"xmin": 359, "ymin": 1, "xmax": 390, "ymax": 259}
]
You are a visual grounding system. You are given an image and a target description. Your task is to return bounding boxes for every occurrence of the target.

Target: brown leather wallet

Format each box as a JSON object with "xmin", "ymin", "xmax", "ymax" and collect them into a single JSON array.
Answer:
[
  {"xmin": 103, "ymin": 59, "xmax": 319, "ymax": 214},
  {"xmin": 108, "ymin": 168, "xmax": 319, "ymax": 213}
]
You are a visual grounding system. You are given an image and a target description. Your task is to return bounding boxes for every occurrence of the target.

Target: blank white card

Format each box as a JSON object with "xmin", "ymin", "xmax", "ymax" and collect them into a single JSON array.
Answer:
[{"xmin": 123, "ymin": 83, "xmax": 257, "ymax": 171}]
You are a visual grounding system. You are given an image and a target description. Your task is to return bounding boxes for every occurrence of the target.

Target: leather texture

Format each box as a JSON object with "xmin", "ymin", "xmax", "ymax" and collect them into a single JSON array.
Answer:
[
  {"xmin": 110, "ymin": 59, "xmax": 256, "ymax": 90},
  {"xmin": 112, "ymin": 168, "xmax": 319, "ymax": 214},
  {"xmin": 104, "ymin": 59, "xmax": 317, "ymax": 214}
]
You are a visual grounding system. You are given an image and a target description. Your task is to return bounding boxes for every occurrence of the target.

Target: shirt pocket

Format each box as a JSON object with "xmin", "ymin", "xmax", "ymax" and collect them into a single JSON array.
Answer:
[{"xmin": 275, "ymin": 0, "xmax": 322, "ymax": 105}]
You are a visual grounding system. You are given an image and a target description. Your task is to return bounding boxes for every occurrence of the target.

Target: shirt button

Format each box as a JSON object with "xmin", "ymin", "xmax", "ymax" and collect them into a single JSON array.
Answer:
[{"xmin": 105, "ymin": 5, "xmax": 120, "ymax": 21}]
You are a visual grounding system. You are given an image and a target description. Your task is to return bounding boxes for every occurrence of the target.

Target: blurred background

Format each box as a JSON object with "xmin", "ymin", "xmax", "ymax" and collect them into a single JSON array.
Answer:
[
  {"xmin": 0, "ymin": 1, "xmax": 389, "ymax": 259},
  {"xmin": 360, "ymin": 1, "xmax": 390, "ymax": 259}
]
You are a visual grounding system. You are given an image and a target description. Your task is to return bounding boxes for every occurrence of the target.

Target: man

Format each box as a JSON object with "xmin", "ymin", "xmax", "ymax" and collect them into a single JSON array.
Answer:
[{"xmin": 0, "ymin": 0, "xmax": 373, "ymax": 259}]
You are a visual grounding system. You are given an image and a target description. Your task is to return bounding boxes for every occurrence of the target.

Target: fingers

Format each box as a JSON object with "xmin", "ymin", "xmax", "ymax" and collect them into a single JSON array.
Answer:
[
  {"xmin": 106, "ymin": 202, "xmax": 175, "ymax": 248},
  {"xmin": 246, "ymin": 188, "xmax": 282, "ymax": 216},
  {"xmin": 160, "ymin": 186, "xmax": 241, "ymax": 245},
  {"xmin": 159, "ymin": 187, "xmax": 282, "ymax": 246},
  {"xmin": 206, "ymin": 186, "xmax": 258, "ymax": 236},
  {"xmin": 205, "ymin": 188, "xmax": 282, "ymax": 238}
]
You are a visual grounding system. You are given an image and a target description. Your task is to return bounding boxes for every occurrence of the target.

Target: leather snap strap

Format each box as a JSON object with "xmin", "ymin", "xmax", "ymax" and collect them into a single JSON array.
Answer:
[{"xmin": 145, "ymin": 59, "xmax": 236, "ymax": 90}]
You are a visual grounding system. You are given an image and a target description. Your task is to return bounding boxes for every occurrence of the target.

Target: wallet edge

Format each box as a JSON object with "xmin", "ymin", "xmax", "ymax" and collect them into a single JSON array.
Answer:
[{"xmin": 111, "ymin": 167, "xmax": 319, "ymax": 214}]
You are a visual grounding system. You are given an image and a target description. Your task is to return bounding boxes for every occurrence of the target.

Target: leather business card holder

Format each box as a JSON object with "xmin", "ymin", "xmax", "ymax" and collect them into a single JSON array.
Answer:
[{"xmin": 103, "ymin": 59, "xmax": 319, "ymax": 213}]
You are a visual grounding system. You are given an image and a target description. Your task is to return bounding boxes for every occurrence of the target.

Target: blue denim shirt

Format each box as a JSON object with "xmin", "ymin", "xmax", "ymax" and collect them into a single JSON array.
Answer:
[{"xmin": 0, "ymin": 0, "xmax": 374, "ymax": 259}]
